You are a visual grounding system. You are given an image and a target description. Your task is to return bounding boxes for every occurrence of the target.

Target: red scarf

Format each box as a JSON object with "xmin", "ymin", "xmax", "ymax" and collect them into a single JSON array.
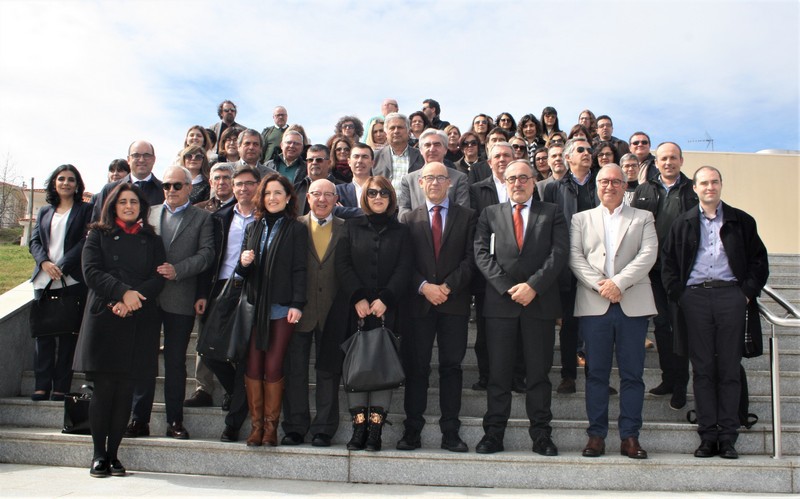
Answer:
[{"xmin": 115, "ymin": 218, "xmax": 143, "ymax": 234}]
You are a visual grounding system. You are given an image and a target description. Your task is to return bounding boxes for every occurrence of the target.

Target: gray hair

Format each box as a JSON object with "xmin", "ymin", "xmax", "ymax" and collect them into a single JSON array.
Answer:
[
  {"xmin": 164, "ymin": 165, "xmax": 192, "ymax": 184},
  {"xmin": 489, "ymin": 141, "xmax": 513, "ymax": 158},
  {"xmin": 619, "ymin": 153, "xmax": 639, "ymax": 165},
  {"xmin": 563, "ymin": 137, "xmax": 591, "ymax": 157},
  {"xmin": 597, "ymin": 164, "xmax": 624, "ymax": 181},
  {"xmin": 505, "ymin": 159, "xmax": 534, "ymax": 176},
  {"xmin": 419, "ymin": 128, "xmax": 447, "ymax": 146},
  {"xmin": 282, "ymin": 130, "xmax": 304, "ymax": 143},
  {"xmin": 384, "ymin": 112, "xmax": 410, "ymax": 129},
  {"xmin": 210, "ymin": 163, "xmax": 235, "ymax": 178},
  {"xmin": 237, "ymin": 129, "xmax": 263, "ymax": 148}
]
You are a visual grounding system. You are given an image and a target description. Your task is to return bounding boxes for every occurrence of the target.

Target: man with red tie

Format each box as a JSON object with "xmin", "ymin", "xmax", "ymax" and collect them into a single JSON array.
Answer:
[
  {"xmin": 473, "ymin": 159, "xmax": 569, "ymax": 455},
  {"xmin": 398, "ymin": 162, "xmax": 477, "ymax": 452}
]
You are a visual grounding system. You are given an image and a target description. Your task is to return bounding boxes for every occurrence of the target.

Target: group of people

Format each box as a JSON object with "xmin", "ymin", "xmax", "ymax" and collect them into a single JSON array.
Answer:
[{"xmin": 27, "ymin": 97, "xmax": 769, "ymax": 478}]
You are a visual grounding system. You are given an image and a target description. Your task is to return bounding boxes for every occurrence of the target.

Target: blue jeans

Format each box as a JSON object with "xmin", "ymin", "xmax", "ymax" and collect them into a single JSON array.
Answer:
[{"xmin": 581, "ymin": 304, "xmax": 648, "ymax": 439}]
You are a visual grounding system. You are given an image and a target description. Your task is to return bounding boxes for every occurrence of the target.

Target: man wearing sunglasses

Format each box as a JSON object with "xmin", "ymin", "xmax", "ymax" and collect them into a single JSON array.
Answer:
[
  {"xmin": 125, "ymin": 166, "xmax": 215, "ymax": 441},
  {"xmin": 543, "ymin": 138, "xmax": 600, "ymax": 396},
  {"xmin": 474, "ymin": 159, "xmax": 568, "ymax": 456},
  {"xmin": 91, "ymin": 140, "xmax": 164, "ymax": 221},
  {"xmin": 210, "ymin": 100, "xmax": 244, "ymax": 155},
  {"xmin": 294, "ymin": 145, "xmax": 342, "ymax": 215},
  {"xmin": 630, "ymin": 131, "xmax": 657, "ymax": 182}
]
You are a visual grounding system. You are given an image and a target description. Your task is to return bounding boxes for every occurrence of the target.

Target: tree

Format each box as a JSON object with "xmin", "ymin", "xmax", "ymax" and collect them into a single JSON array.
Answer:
[{"xmin": 0, "ymin": 154, "xmax": 26, "ymax": 229}]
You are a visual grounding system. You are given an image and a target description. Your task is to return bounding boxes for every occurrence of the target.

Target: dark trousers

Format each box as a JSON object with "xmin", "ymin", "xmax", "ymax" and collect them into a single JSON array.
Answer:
[
  {"xmin": 34, "ymin": 333, "xmax": 77, "ymax": 394},
  {"xmin": 204, "ymin": 357, "xmax": 249, "ymax": 430},
  {"xmin": 402, "ymin": 310, "xmax": 468, "ymax": 434},
  {"xmin": 131, "ymin": 311, "xmax": 194, "ymax": 424},
  {"xmin": 651, "ymin": 271, "xmax": 690, "ymax": 389},
  {"xmin": 581, "ymin": 304, "xmax": 648, "ymax": 439},
  {"xmin": 559, "ymin": 285, "xmax": 579, "ymax": 380},
  {"xmin": 483, "ymin": 316, "xmax": 555, "ymax": 441},
  {"xmin": 681, "ymin": 286, "xmax": 745, "ymax": 443},
  {"xmin": 475, "ymin": 293, "xmax": 526, "ymax": 384},
  {"xmin": 89, "ymin": 372, "xmax": 133, "ymax": 461},
  {"xmin": 281, "ymin": 327, "xmax": 340, "ymax": 438}
]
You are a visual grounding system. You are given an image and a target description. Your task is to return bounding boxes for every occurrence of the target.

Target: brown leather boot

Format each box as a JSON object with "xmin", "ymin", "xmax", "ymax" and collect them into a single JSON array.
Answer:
[
  {"xmin": 244, "ymin": 376, "xmax": 264, "ymax": 447},
  {"xmin": 262, "ymin": 378, "xmax": 284, "ymax": 446}
]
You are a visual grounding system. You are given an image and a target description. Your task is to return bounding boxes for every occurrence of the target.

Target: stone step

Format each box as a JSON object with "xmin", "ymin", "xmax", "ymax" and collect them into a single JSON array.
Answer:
[{"xmin": 0, "ymin": 426, "xmax": 796, "ymax": 493}]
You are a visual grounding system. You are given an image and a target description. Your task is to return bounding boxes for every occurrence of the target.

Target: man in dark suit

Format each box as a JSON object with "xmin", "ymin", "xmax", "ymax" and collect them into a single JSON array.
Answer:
[
  {"xmin": 125, "ymin": 165, "xmax": 214, "ymax": 440},
  {"xmin": 661, "ymin": 166, "xmax": 769, "ymax": 459},
  {"xmin": 474, "ymin": 159, "xmax": 568, "ymax": 456},
  {"xmin": 195, "ymin": 166, "xmax": 261, "ymax": 443},
  {"xmin": 294, "ymin": 145, "xmax": 343, "ymax": 216},
  {"xmin": 371, "ymin": 112, "xmax": 424, "ymax": 189},
  {"xmin": 335, "ymin": 142, "xmax": 372, "ymax": 219},
  {"xmin": 209, "ymin": 100, "xmax": 243, "ymax": 155},
  {"xmin": 280, "ymin": 179, "xmax": 344, "ymax": 447},
  {"xmin": 396, "ymin": 162, "xmax": 476, "ymax": 453},
  {"xmin": 91, "ymin": 140, "xmax": 164, "ymax": 221}
]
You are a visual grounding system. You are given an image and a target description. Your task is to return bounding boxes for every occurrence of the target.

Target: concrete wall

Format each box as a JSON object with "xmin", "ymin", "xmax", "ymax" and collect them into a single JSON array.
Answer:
[
  {"xmin": 682, "ymin": 151, "xmax": 799, "ymax": 254},
  {"xmin": 0, "ymin": 281, "xmax": 34, "ymax": 397}
]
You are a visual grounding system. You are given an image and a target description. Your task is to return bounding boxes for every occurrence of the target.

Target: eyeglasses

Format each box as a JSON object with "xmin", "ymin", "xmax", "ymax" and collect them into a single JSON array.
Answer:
[
  {"xmin": 511, "ymin": 144, "xmax": 526, "ymax": 151},
  {"xmin": 309, "ymin": 191, "xmax": 337, "ymax": 199},
  {"xmin": 162, "ymin": 182, "xmax": 185, "ymax": 191},
  {"xmin": 575, "ymin": 146, "xmax": 593, "ymax": 154},
  {"xmin": 222, "ymin": 108, "xmax": 236, "ymax": 113},
  {"xmin": 233, "ymin": 180, "xmax": 258, "ymax": 188},
  {"xmin": 366, "ymin": 188, "xmax": 391, "ymax": 199},
  {"xmin": 505, "ymin": 175, "xmax": 532, "ymax": 184},
  {"xmin": 184, "ymin": 153, "xmax": 204, "ymax": 161},
  {"xmin": 549, "ymin": 140, "xmax": 564, "ymax": 146},
  {"xmin": 335, "ymin": 147, "xmax": 351, "ymax": 152},
  {"xmin": 129, "ymin": 152, "xmax": 154, "ymax": 160},
  {"xmin": 284, "ymin": 141, "xmax": 303, "ymax": 147},
  {"xmin": 306, "ymin": 157, "xmax": 327, "ymax": 164},
  {"xmin": 621, "ymin": 163, "xmax": 640, "ymax": 169},
  {"xmin": 631, "ymin": 140, "xmax": 649, "ymax": 146},
  {"xmin": 598, "ymin": 179, "xmax": 625, "ymax": 187},
  {"xmin": 473, "ymin": 120, "xmax": 488, "ymax": 125},
  {"xmin": 462, "ymin": 140, "xmax": 478, "ymax": 147},
  {"xmin": 341, "ymin": 123, "xmax": 355, "ymax": 129},
  {"xmin": 535, "ymin": 156, "xmax": 548, "ymax": 162},
  {"xmin": 597, "ymin": 152, "xmax": 614, "ymax": 158},
  {"xmin": 499, "ymin": 117, "xmax": 511, "ymax": 122},
  {"xmin": 597, "ymin": 123, "xmax": 612, "ymax": 128},
  {"xmin": 421, "ymin": 175, "xmax": 449, "ymax": 183}
]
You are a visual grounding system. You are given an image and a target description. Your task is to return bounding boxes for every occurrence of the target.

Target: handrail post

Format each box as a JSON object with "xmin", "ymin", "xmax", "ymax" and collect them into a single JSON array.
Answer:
[{"xmin": 769, "ymin": 323, "xmax": 781, "ymax": 458}]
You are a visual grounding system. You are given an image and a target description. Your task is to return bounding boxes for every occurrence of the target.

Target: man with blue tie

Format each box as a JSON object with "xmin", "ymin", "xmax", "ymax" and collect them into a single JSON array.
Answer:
[
  {"xmin": 397, "ymin": 162, "xmax": 477, "ymax": 453},
  {"xmin": 473, "ymin": 159, "xmax": 568, "ymax": 455},
  {"xmin": 91, "ymin": 141, "xmax": 164, "ymax": 221}
]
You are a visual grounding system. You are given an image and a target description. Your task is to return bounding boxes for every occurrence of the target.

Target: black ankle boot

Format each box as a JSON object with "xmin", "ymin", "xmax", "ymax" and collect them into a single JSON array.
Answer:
[
  {"xmin": 365, "ymin": 407, "xmax": 387, "ymax": 452},
  {"xmin": 346, "ymin": 407, "xmax": 368, "ymax": 451}
]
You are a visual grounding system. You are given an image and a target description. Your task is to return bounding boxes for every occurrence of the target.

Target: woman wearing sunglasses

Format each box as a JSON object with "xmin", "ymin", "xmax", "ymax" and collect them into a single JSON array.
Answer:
[
  {"xmin": 178, "ymin": 145, "xmax": 211, "ymax": 204},
  {"xmin": 318, "ymin": 176, "xmax": 412, "ymax": 452}
]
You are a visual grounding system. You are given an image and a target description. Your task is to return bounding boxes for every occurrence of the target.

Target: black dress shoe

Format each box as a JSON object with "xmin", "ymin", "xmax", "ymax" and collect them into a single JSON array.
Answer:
[
  {"xmin": 441, "ymin": 432, "xmax": 468, "ymax": 453},
  {"xmin": 221, "ymin": 392, "xmax": 232, "ymax": 412},
  {"xmin": 694, "ymin": 440, "xmax": 719, "ymax": 458},
  {"xmin": 471, "ymin": 378, "xmax": 488, "ymax": 391},
  {"xmin": 220, "ymin": 425, "xmax": 239, "ymax": 442},
  {"xmin": 475, "ymin": 434, "xmax": 504, "ymax": 454},
  {"xmin": 512, "ymin": 378, "xmax": 526, "ymax": 394},
  {"xmin": 109, "ymin": 459, "xmax": 126, "ymax": 477},
  {"xmin": 166, "ymin": 421, "xmax": 190, "ymax": 439},
  {"xmin": 123, "ymin": 421, "xmax": 149, "ymax": 438},
  {"xmin": 532, "ymin": 436, "xmax": 558, "ymax": 456},
  {"xmin": 50, "ymin": 392, "xmax": 66, "ymax": 402},
  {"xmin": 670, "ymin": 389, "xmax": 687, "ymax": 410},
  {"xmin": 718, "ymin": 440, "xmax": 738, "ymax": 459},
  {"xmin": 281, "ymin": 432, "xmax": 304, "ymax": 445},
  {"xmin": 183, "ymin": 389, "xmax": 213, "ymax": 407},
  {"xmin": 649, "ymin": 382, "xmax": 673, "ymax": 396},
  {"xmin": 396, "ymin": 430, "xmax": 421, "ymax": 450},
  {"xmin": 90, "ymin": 458, "xmax": 109, "ymax": 478},
  {"xmin": 582, "ymin": 436, "xmax": 605, "ymax": 457},
  {"xmin": 30, "ymin": 391, "xmax": 49, "ymax": 401},
  {"xmin": 556, "ymin": 378, "xmax": 576, "ymax": 394},
  {"xmin": 312, "ymin": 434, "xmax": 332, "ymax": 447}
]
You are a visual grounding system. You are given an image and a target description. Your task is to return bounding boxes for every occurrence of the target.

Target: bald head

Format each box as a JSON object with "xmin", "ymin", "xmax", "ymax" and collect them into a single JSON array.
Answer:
[
  {"xmin": 418, "ymin": 161, "xmax": 450, "ymax": 205},
  {"xmin": 307, "ymin": 178, "xmax": 337, "ymax": 219}
]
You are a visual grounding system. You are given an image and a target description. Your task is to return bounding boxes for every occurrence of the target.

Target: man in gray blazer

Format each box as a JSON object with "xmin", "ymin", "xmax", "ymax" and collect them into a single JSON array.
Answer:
[
  {"xmin": 398, "ymin": 130, "xmax": 469, "ymax": 217},
  {"xmin": 474, "ymin": 160, "xmax": 568, "ymax": 456},
  {"xmin": 569, "ymin": 164, "xmax": 657, "ymax": 460},
  {"xmin": 371, "ymin": 112, "xmax": 424, "ymax": 189},
  {"xmin": 126, "ymin": 166, "xmax": 215, "ymax": 440},
  {"xmin": 281, "ymin": 179, "xmax": 344, "ymax": 447}
]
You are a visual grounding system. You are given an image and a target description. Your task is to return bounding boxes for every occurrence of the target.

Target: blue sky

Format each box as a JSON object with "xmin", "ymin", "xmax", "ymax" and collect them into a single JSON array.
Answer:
[{"xmin": 1, "ymin": 0, "xmax": 797, "ymax": 192}]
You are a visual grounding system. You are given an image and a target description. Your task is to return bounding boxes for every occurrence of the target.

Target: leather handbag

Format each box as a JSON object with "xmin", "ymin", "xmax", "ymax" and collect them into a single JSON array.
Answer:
[
  {"xmin": 196, "ymin": 279, "xmax": 245, "ymax": 362},
  {"xmin": 30, "ymin": 278, "xmax": 83, "ymax": 338},
  {"xmin": 62, "ymin": 385, "xmax": 92, "ymax": 435},
  {"xmin": 340, "ymin": 319, "xmax": 405, "ymax": 392},
  {"xmin": 226, "ymin": 282, "xmax": 255, "ymax": 362}
]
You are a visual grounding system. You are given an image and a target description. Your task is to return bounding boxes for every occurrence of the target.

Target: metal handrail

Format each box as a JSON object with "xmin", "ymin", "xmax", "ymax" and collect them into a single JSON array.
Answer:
[{"xmin": 757, "ymin": 284, "xmax": 800, "ymax": 459}]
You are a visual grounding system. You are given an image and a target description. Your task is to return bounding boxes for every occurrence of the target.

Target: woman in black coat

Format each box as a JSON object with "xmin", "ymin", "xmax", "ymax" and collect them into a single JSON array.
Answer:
[
  {"xmin": 318, "ymin": 175, "xmax": 412, "ymax": 451},
  {"xmin": 72, "ymin": 183, "xmax": 165, "ymax": 477},
  {"xmin": 236, "ymin": 173, "xmax": 307, "ymax": 447},
  {"xmin": 29, "ymin": 165, "xmax": 92, "ymax": 401}
]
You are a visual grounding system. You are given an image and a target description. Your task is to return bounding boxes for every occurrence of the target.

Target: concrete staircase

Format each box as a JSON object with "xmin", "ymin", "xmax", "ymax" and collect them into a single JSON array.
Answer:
[{"xmin": 1, "ymin": 254, "xmax": 798, "ymax": 493}]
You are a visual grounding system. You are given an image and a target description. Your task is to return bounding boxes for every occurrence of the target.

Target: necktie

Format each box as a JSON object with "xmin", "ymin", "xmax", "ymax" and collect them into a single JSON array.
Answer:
[
  {"xmin": 318, "ymin": 218, "xmax": 327, "ymax": 226},
  {"xmin": 134, "ymin": 180, "xmax": 145, "ymax": 189},
  {"xmin": 514, "ymin": 203, "xmax": 525, "ymax": 251},
  {"xmin": 431, "ymin": 205, "xmax": 443, "ymax": 260}
]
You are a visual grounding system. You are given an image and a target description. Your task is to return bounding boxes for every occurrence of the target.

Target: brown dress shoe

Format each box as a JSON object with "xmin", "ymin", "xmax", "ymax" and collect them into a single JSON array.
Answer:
[
  {"xmin": 620, "ymin": 436, "xmax": 648, "ymax": 459},
  {"xmin": 582, "ymin": 436, "xmax": 605, "ymax": 457}
]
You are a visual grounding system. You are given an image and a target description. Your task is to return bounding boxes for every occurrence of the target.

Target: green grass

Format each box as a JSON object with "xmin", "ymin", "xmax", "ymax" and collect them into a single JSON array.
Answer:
[{"xmin": 0, "ymin": 244, "xmax": 33, "ymax": 294}]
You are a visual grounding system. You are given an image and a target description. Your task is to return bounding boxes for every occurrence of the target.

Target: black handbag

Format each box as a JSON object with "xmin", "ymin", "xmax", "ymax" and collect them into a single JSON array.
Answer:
[
  {"xmin": 197, "ymin": 279, "xmax": 245, "ymax": 362},
  {"xmin": 340, "ymin": 319, "xmax": 405, "ymax": 392},
  {"xmin": 226, "ymin": 282, "xmax": 255, "ymax": 362},
  {"xmin": 62, "ymin": 385, "xmax": 92, "ymax": 435},
  {"xmin": 30, "ymin": 278, "xmax": 83, "ymax": 338}
]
